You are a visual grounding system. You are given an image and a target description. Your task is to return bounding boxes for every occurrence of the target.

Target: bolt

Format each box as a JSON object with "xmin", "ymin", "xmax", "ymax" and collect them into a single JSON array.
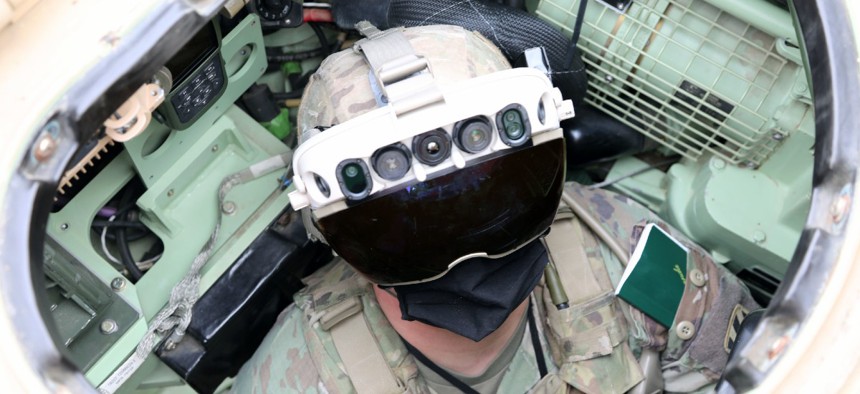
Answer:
[
  {"xmin": 240, "ymin": 49, "xmax": 247, "ymax": 56},
  {"xmin": 110, "ymin": 277, "xmax": 126, "ymax": 292},
  {"xmin": 772, "ymin": 132, "xmax": 785, "ymax": 141},
  {"xmin": 211, "ymin": 145, "xmax": 219, "ymax": 152},
  {"xmin": 164, "ymin": 340, "xmax": 177, "ymax": 351},
  {"xmin": 768, "ymin": 335, "xmax": 790, "ymax": 360},
  {"xmin": 744, "ymin": 161, "xmax": 758, "ymax": 170},
  {"xmin": 33, "ymin": 133, "xmax": 57, "ymax": 162},
  {"xmin": 100, "ymin": 319, "xmax": 118, "ymax": 334},
  {"xmin": 60, "ymin": 223, "xmax": 69, "ymax": 231},
  {"xmin": 222, "ymin": 201, "xmax": 237, "ymax": 215},
  {"xmin": 167, "ymin": 189, "xmax": 175, "ymax": 197},
  {"xmin": 710, "ymin": 157, "xmax": 726, "ymax": 170},
  {"xmin": 604, "ymin": 75, "xmax": 615, "ymax": 84},
  {"xmin": 831, "ymin": 192, "xmax": 851, "ymax": 224},
  {"xmin": 753, "ymin": 230, "xmax": 767, "ymax": 244}
]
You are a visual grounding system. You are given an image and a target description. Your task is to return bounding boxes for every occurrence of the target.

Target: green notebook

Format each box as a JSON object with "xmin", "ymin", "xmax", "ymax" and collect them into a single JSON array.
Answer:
[{"xmin": 615, "ymin": 223, "xmax": 689, "ymax": 328}]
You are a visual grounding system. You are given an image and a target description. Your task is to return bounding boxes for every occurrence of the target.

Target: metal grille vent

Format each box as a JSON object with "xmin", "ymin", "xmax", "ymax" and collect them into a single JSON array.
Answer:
[{"xmin": 537, "ymin": 0, "xmax": 797, "ymax": 166}]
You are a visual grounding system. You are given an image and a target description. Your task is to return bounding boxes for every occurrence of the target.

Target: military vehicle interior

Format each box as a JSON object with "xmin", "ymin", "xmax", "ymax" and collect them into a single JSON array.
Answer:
[{"xmin": 3, "ymin": 0, "xmax": 851, "ymax": 392}]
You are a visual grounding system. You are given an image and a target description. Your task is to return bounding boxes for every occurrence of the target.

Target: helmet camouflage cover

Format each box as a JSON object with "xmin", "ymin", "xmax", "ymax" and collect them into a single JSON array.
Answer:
[{"xmin": 298, "ymin": 24, "xmax": 511, "ymax": 135}]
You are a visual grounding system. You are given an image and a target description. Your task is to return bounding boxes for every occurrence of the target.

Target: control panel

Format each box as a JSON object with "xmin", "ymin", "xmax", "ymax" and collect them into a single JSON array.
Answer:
[
  {"xmin": 170, "ymin": 56, "xmax": 225, "ymax": 124},
  {"xmin": 157, "ymin": 22, "xmax": 227, "ymax": 130}
]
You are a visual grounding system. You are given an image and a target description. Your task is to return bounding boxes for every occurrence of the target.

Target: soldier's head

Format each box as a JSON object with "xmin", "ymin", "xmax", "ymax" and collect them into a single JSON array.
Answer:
[{"xmin": 288, "ymin": 24, "xmax": 572, "ymax": 340}]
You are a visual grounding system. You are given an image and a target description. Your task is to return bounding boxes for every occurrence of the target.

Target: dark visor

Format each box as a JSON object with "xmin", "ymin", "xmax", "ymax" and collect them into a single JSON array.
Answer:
[{"xmin": 317, "ymin": 138, "xmax": 565, "ymax": 285}]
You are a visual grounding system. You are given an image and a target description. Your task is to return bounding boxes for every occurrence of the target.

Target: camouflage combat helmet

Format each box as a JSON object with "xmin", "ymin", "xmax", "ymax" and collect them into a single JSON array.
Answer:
[{"xmin": 298, "ymin": 24, "xmax": 511, "ymax": 136}]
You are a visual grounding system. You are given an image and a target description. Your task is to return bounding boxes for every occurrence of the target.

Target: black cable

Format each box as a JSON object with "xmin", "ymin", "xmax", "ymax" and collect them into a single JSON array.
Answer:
[
  {"xmin": 267, "ymin": 47, "xmax": 327, "ymax": 62},
  {"xmin": 401, "ymin": 338, "xmax": 480, "ymax": 394},
  {"xmin": 91, "ymin": 220, "xmax": 149, "ymax": 229},
  {"xmin": 98, "ymin": 228, "xmax": 152, "ymax": 243},
  {"xmin": 115, "ymin": 186, "xmax": 143, "ymax": 282},
  {"xmin": 273, "ymin": 90, "xmax": 304, "ymax": 101},
  {"xmin": 526, "ymin": 301, "xmax": 548, "ymax": 378},
  {"xmin": 563, "ymin": 0, "xmax": 588, "ymax": 70},
  {"xmin": 309, "ymin": 23, "xmax": 331, "ymax": 54}
]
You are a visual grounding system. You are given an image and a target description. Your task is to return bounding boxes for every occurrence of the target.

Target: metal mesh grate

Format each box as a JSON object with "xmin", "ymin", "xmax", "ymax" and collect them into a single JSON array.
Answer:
[{"xmin": 537, "ymin": 0, "xmax": 791, "ymax": 165}]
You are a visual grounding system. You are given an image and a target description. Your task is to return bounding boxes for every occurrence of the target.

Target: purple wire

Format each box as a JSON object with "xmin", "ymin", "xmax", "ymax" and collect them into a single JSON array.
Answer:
[{"xmin": 98, "ymin": 207, "xmax": 118, "ymax": 217}]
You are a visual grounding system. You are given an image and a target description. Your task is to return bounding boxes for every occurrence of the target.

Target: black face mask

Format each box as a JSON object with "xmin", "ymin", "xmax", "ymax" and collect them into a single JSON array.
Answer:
[{"xmin": 388, "ymin": 239, "xmax": 548, "ymax": 341}]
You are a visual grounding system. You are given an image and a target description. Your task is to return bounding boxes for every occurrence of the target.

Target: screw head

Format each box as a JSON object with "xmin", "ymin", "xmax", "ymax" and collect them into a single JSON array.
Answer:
[
  {"xmin": 222, "ymin": 201, "xmax": 237, "ymax": 215},
  {"xmin": 33, "ymin": 133, "xmax": 57, "ymax": 162},
  {"xmin": 831, "ymin": 193, "xmax": 851, "ymax": 224},
  {"xmin": 211, "ymin": 145, "xmax": 219, "ymax": 152},
  {"xmin": 604, "ymin": 75, "xmax": 615, "ymax": 83},
  {"xmin": 167, "ymin": 189, "xmax": 175, "ymax": 197},
  {"xmin": 60, "ymin": 223, "xmax": 69, "ymax": 231},
  {"xmin": 100, "ymin": 319, "xmax": 118, "ymax": 334},
  {"xmin": 164, "ymin": 340, "xmax": 177, "ymax": 351},
  {"xmin": 772, "ymin": 132, "xmax": 785, "ymax": 141},
  {"xmin": 110, "ymin": 277, "xmax": 126, "ymax": 291},
  {"xmin": 753, "ymin": 230, "xmax": 767, "ymax": 244},
  {"xmin": 768, "ymin": 335, "xmax": 790, "ymax": 360}
]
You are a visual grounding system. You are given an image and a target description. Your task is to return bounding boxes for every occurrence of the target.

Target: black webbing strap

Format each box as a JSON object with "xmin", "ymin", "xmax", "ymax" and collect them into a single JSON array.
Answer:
[
  {"xmin": 527, "ymin": 300, "xmax": 549, "ymax": 378},
  {"xmin": 401, "ymin": 300, "xmax": 547, "ymax": 394}
]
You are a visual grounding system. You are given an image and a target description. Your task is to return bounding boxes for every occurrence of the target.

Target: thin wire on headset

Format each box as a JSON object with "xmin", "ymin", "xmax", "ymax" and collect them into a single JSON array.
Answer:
[{"xmin": 563, "ymin": 0, "xmax": 589, "ymax": 70}]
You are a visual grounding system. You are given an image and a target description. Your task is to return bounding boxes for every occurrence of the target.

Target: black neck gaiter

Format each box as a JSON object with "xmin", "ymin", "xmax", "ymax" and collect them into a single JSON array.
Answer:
[{"xmin": 389, "ymin": 239, "xmax": 548, "ymax": 341}]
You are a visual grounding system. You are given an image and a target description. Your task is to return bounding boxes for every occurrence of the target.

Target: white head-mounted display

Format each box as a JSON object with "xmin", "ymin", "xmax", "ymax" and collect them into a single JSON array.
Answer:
[{"xmin": 288, "ymin": 66, "xmax": 574, "ymax": 217}]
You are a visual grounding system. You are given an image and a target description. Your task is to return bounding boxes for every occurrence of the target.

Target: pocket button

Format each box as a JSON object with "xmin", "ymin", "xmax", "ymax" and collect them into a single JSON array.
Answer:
[
  {"xmin": 690, "ymin": 269, "xmax": 706, "ymax": 287},
  {"xmin": 676, "ymin": 320, "xmax": 696, "ymax": 340}
]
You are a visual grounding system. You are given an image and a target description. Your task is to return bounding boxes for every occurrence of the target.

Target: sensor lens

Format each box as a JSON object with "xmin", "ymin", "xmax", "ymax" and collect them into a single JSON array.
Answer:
[
  {"xmin": 412, "ymin": 129, "xmax": 451, "ymax": 166},
  {"xmin": 503, "ymin": 110, "xmax": 525, "ymax": 140},
  {"xmin": 372, "ymin": 144, "xmax": 412, "ymax": 180},
  {"xmin": 455, "ymin": 119, "xmax": 493, "ymax": 153},
  {"xmin": 314, "ymin": 173, "xmax": 331, "ymax": 197},
  {"xmin": 336, "ymin": 159, "xmax": 372, "ymax": 200},
  {"xmin": 496, "ymin": 105, "xmax": 531, "ymax": 146}
]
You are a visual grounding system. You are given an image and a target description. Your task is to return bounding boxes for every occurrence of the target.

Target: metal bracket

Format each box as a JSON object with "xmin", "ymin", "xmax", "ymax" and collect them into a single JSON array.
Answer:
[{"xmin": 104, "ymin": 82, "xmax": 165, "ymax": 142}]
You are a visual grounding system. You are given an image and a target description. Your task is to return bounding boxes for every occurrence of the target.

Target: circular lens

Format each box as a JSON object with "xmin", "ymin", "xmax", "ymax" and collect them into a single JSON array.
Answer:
[
  {"xmin": 506, "ymin": 122, "xmax": 524, "ymax": 140},
  {"xmin": 314, "ymin": 173, "xmax": 330, "ymax": 197},
  {"xmin": 412, "ymin": 129, "xmax": 451, "ymax": 166},
  {"xmin": 344, "ymin": 165, "xmax": 359, "ymax": 178},
  {"xmin": 372, "ymin": 144, "xmax": 412, "ymax": 180},
  {"xmin": 336, "ymin": 159, "xmax": 372, "ymax": 200},
  {"xmin": 455, "ymin": 119, "xmax": 493, "ymax": 153},
  {"xmin": 496, "ymin": 105, "xmax": 531, "ymax": 146}
]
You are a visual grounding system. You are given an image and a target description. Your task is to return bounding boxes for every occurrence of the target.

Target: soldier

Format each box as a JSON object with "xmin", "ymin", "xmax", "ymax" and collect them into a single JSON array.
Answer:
[{"xmin": 232, "ymin": 23, "xmax": 759, "ymax": 393}]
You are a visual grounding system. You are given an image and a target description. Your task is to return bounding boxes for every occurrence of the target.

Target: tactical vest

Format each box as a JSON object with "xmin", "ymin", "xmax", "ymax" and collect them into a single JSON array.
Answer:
[{"xmin": 298, "ymin": 198, "xmax": 645, "ymax": 394}]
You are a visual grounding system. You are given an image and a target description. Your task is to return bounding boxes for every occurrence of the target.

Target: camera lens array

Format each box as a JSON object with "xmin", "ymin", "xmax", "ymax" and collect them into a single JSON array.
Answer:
[{"xmin": 331, "ymin": 105, "xmax": 531, "ymax": 201}]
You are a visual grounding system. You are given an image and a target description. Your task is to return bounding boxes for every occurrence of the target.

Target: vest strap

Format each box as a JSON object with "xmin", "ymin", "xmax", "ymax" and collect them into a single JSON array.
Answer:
[{"xmin": 329, "ymin": 297, "xmax": 404, "ymax": 394}]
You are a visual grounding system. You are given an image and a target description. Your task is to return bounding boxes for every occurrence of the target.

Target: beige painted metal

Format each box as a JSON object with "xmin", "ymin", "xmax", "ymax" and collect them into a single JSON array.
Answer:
[
  {"xmin": 754, "ymin": 4, "xmax": 860, "ymax": 391},
  {"xmin": 0, "ymin": 0, "xmax": 164, "ymax": 392},
  {"xmin": 0, "ymin": 0, "xmax": 164, "ymax": 195}
]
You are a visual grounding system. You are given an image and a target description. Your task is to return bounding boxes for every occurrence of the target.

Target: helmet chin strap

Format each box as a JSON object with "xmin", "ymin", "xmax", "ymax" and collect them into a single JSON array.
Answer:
[{"xmin": 301, "ymin": 207, "xmax": 329, "ymax": 245}]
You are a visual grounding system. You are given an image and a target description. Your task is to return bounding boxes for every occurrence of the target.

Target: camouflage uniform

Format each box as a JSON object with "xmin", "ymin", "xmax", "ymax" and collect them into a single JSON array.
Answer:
[{"xmin": 233, "ymin": 183, "xmax": 760, "ymax": 393}]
